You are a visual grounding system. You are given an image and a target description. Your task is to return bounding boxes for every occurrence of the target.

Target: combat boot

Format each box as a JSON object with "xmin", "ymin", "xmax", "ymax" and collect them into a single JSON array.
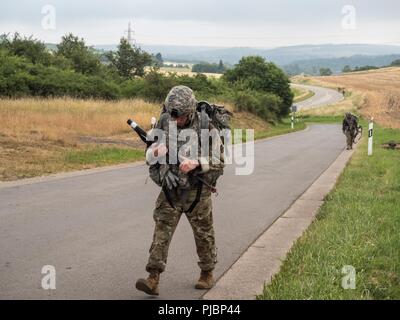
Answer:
[
  {"xmin": 195, "ymin": 270, "xmax": 214, "ymax": 289},
  {"xmin": 135, "ymin": 271, "xmax": 160, "ymax": 296}
]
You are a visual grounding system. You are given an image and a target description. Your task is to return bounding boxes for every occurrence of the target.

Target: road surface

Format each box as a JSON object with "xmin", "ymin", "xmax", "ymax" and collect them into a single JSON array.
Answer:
[
  {"xmin": 0, "ymin": 124, "xmax": 345, "ymax": 299},
  {"xmin": 291, "ymin": 83, "xmax": 343, "ymax": 110}
]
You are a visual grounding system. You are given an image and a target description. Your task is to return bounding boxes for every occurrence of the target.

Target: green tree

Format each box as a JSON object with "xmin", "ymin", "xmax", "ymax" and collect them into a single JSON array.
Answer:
[
  {"xmin": 319, "ymin": 67, "xmax": 333, "ymax": 76},
  {"xmin": 224, "ymin": 56, "xmax": 293, "ymax": 116},
  {"xmin": 342, "ymin": 65, "xmax": 352, "ymax": 73},
  {"xmin": 57, "ymin": 33, "xmax": 100, "ymax": 75},
  {"xmin": 106, "ymin": 38, "xmax": 152, "ymax": 78},
  {"xmin": 155, "ymin": 53, "xmax": 163, "ymax": 64},
  {"xmin": 390, "ymin": 59, "xmax": 400, "ymax": 66},
  {"xmin": 218, "ymin": 60, "xmax": 225, "ymax": 73},
  {"xmin": 0, "ymin": 33, "xmax": 52, "ymax": 65}
]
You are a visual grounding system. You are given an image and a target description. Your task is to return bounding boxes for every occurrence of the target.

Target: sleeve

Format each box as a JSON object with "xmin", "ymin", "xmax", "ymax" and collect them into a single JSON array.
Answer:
[{"xmin": 199, "ymin": 123, "xmax": 225, "ymax": 185}]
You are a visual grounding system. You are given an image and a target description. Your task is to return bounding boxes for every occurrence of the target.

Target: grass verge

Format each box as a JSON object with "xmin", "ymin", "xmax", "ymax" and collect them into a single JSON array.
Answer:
[
  {"xmin": 258, "ymin": 124, "xmax": 400, "ymax": 299},
  {"xmin": 64, "ymin": 147, "xmax": 145, "ymax": 166},
  {"xmin": 293, "ymin": 90, "xmax": 315, "ymax": 103},
  {"xmin": 254, "ymin": 118, "xmax": 306, "ymax": 140}
]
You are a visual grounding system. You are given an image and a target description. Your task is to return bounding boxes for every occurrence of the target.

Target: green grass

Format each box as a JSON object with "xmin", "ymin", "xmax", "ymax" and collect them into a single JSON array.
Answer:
[
  {"xmin": 292, "ymin": 86, "xmax": 315, "ymax": 103},
  {"xmin": 298, "ymin": 114, "xmax": 343, "ymax": 124},
  {"xmin": 293, "ymin": 90, "xmax": 316, "ymax": 103},
  {"xmin": 254, "ymin": 118, "xmax": 307, "ymax": 140},
  {"xmin": 64, "ymin": 147, "xmax": 145, "ymax": 166},
  {"xmin": 295, "ymin": 91, "xmax": 315, "ymax": 103},
  {"xmin": 258, "ymin": 124, "xmax": 400, "ymax": 300}
]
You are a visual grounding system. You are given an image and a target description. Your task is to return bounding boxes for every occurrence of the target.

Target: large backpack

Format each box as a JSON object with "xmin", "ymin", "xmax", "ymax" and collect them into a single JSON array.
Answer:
[
  {"xmin": 196, "ymin": 101, "xmax": 233, "ymax": 131},
  {"xmin": 346, "ymin": 114, "xmax": 359, "ymax": 132}
]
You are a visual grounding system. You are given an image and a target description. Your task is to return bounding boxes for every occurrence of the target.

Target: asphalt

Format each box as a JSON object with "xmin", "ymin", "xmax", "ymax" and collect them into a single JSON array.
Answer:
[
  {"xmin": 291, "ymin": 83, "xmax": 344, "ymax": 110},
  {"xmin": 0, "ymin": 123, "xmax": 345, "ymax": 299}
]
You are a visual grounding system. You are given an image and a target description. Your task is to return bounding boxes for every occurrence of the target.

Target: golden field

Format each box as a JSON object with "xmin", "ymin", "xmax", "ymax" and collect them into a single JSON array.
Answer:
[
  {"xmin": 0, "ymin": 97, "xmax": 268, "ymax": 181},
  {"xmin": 294, "ymin": 67, "xmax": 400, "ymax": 128},
  {"xmin": 0, "ymin": 98, "xmax": 160, "ymax": 180}
]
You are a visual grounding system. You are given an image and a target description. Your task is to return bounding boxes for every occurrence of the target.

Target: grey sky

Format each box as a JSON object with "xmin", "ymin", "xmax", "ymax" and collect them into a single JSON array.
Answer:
[{"xmin": 1, "ymin": 0, "xmax": 399, "ymax": 47}]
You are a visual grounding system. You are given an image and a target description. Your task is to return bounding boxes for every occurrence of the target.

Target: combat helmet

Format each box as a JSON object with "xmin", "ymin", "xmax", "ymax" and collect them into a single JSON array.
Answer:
[{"xmin": 164, "ymin": 85, "xmax": 197, "ymax": 120}]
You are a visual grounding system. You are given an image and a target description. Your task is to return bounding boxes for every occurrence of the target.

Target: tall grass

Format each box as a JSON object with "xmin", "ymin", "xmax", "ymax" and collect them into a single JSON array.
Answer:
[{"xmin": 0, "ymin": 97, "xmax": 161, "ymax": 143}]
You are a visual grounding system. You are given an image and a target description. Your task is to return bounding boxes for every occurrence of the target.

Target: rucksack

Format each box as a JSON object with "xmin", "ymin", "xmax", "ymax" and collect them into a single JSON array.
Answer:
[
  {"xmin": 346, "ymin": 114, "xmax": 358, "ymax": 131},
  {"xmin": 196, "ymin": 101, "xmax": 233, "ymax": 131},
  {"xmin": 160, "ymin": 100, "xmax": 233, "ymax": 131}
]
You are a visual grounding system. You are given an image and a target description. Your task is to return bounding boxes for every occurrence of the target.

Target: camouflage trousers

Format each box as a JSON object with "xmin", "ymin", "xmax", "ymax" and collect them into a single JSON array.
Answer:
[
  {"xmin": 146, "ymin": 187, "xmax": 217, "ymax": 273},
  {"xmin": 345, "ymin": 129, "xmax": 355, "ymax": 149}
]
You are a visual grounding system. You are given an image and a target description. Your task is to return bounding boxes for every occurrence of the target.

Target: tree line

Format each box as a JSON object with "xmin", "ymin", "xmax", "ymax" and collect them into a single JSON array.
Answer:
[
  {"xmin": 192, "ymin": 60, "xmax": 227, "ymax": 74},
  {"xmin": 0, "ymin": 33, "xmax": 293, "ymax": 122}
]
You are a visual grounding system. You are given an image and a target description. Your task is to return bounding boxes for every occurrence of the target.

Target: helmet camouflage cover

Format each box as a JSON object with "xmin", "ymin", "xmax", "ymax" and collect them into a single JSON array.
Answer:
[{"xmin": 164, "ymin": 85, "xmax": 197, "ymax": 117}]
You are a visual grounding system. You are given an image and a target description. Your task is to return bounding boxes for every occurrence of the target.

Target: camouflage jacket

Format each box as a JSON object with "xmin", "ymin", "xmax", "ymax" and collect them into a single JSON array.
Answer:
[{"xmin": 147, "ymin": 111, "xmax": 225, "ymax": 189}]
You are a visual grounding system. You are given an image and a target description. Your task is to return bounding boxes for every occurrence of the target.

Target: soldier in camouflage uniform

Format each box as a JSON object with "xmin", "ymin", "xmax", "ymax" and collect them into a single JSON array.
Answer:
[
  {"xmin": 342, "ymin": 112, "xmax": 359, "ymax": 150},
  {"xmin": 135, "ymin": 86, "xmax": 224, "ymax": 296}
]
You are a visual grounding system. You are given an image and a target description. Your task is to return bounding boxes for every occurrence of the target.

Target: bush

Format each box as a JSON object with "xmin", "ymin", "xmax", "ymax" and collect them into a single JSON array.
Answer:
[
  {"xmin": 224, "ymin": 56, "xmax": 293, "ymax": 117},
  {"xmin": 0, "ymin": 50, "xmax": 120, "ymax": 99},
  {"xmin": 120, "ymin": 71, "xmax": 223, "ymax": 102},
  {"xmin": 234, "ymin": 89, "xmax": 282, "ymax": 122}
]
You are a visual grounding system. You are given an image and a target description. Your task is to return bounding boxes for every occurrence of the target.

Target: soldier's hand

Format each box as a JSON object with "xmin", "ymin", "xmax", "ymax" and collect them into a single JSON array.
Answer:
[
  {"xmin": 179, "ymin": 158, "xmax": 199, "ymax": 174},
  {"xmin": 164, "ymin": 170, "xmax": 179, "ymax": 189}
]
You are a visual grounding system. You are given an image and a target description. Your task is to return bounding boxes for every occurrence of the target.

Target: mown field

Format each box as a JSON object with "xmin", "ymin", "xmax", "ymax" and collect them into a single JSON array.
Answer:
[
  {"xmin": 159, "ymin": 66, "xmax": 223, "ymax": 79},
  {"xmin": 293, "ymin": 67, "xmax": 400, "ymax": 128}
]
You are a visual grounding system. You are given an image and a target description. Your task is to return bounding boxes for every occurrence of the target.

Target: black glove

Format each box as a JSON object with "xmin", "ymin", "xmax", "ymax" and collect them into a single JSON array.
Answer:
[{"xmin": 163, "ymin": 170, "xmax": 179, "ymax": 190}]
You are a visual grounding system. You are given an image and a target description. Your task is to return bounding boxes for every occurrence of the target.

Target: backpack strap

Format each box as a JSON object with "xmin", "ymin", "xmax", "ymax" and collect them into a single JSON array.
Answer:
[
  {"xmin": 199, "ymin": 103, "xmax": 210, "ymax": 130},
  {"xmin": 187, "ymin": 178, "xmax": 203, "ymax": 213}
]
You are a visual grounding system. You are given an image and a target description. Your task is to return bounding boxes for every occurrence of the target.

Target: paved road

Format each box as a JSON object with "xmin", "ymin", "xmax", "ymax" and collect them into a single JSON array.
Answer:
[
  {"xmin": 0, "ymin": 124, "xmax": 345, "ymax": 299},
  {"xmin": 291, "ymin": 83, "xmax": 344, "ymax": 110}
]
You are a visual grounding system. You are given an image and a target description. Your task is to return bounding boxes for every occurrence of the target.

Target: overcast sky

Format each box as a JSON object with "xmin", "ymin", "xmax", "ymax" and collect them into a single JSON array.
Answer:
[{"xmin": 1, "ymin": 0, "xmax": 399, "ymax": 47}]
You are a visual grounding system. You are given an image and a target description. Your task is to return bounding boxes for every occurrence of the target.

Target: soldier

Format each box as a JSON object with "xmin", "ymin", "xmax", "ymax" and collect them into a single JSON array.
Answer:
[
  {"xmin": 342, "ymin": 112, "xmax": 359, "ymax": 150},
  {"xmin": 135, "ymin": 86, "xmax": 224, "ymax": 296}
]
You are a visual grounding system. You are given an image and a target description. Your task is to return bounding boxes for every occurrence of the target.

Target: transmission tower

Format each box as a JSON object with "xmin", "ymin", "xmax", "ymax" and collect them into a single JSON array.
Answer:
[{"xmin": 125, "ymin": 21, "xmax": 136, "ymax": 46}]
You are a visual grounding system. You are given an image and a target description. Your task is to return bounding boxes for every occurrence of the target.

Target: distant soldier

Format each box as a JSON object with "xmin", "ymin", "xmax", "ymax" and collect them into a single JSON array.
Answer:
[{"xmin": 342, "ymin": 112, "xmax": 359, "ymax": 150}]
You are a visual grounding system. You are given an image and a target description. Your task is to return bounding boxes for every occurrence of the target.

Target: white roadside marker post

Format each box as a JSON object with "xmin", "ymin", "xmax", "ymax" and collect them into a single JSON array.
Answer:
[
  {"xmin": 291, "ymin": 105, "xmax": 297, "ymax": 130},
  {"xmin": 368, "ymin": 117, "xmax": 374, "ymax": 156}
]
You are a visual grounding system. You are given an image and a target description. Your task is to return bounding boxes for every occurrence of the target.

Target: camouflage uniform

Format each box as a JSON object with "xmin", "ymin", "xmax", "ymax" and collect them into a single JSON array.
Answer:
[
  {"xmin": 146, "ymin": 186, "xmax": 216, "ymax": 273},
  {"xmin": 145, "ymin": 86, "xmax": 222, "ymax": 274},
  {"xmin": 342, "ymin": 112, "xmax": 358, "ymax": 150}
]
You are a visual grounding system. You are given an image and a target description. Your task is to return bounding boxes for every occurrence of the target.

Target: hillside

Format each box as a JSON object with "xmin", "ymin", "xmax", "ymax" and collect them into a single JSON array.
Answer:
[
  {"xmin": 138, "ymin": 44, "xmax": 400, "ymax": 65},
  {"xmin": 283, "ymin": 54, "xmax": 400, "ymax": 75},
  {"xmin": 296, "ymin": 67, "xmax": 400, "ymax": 128}
]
